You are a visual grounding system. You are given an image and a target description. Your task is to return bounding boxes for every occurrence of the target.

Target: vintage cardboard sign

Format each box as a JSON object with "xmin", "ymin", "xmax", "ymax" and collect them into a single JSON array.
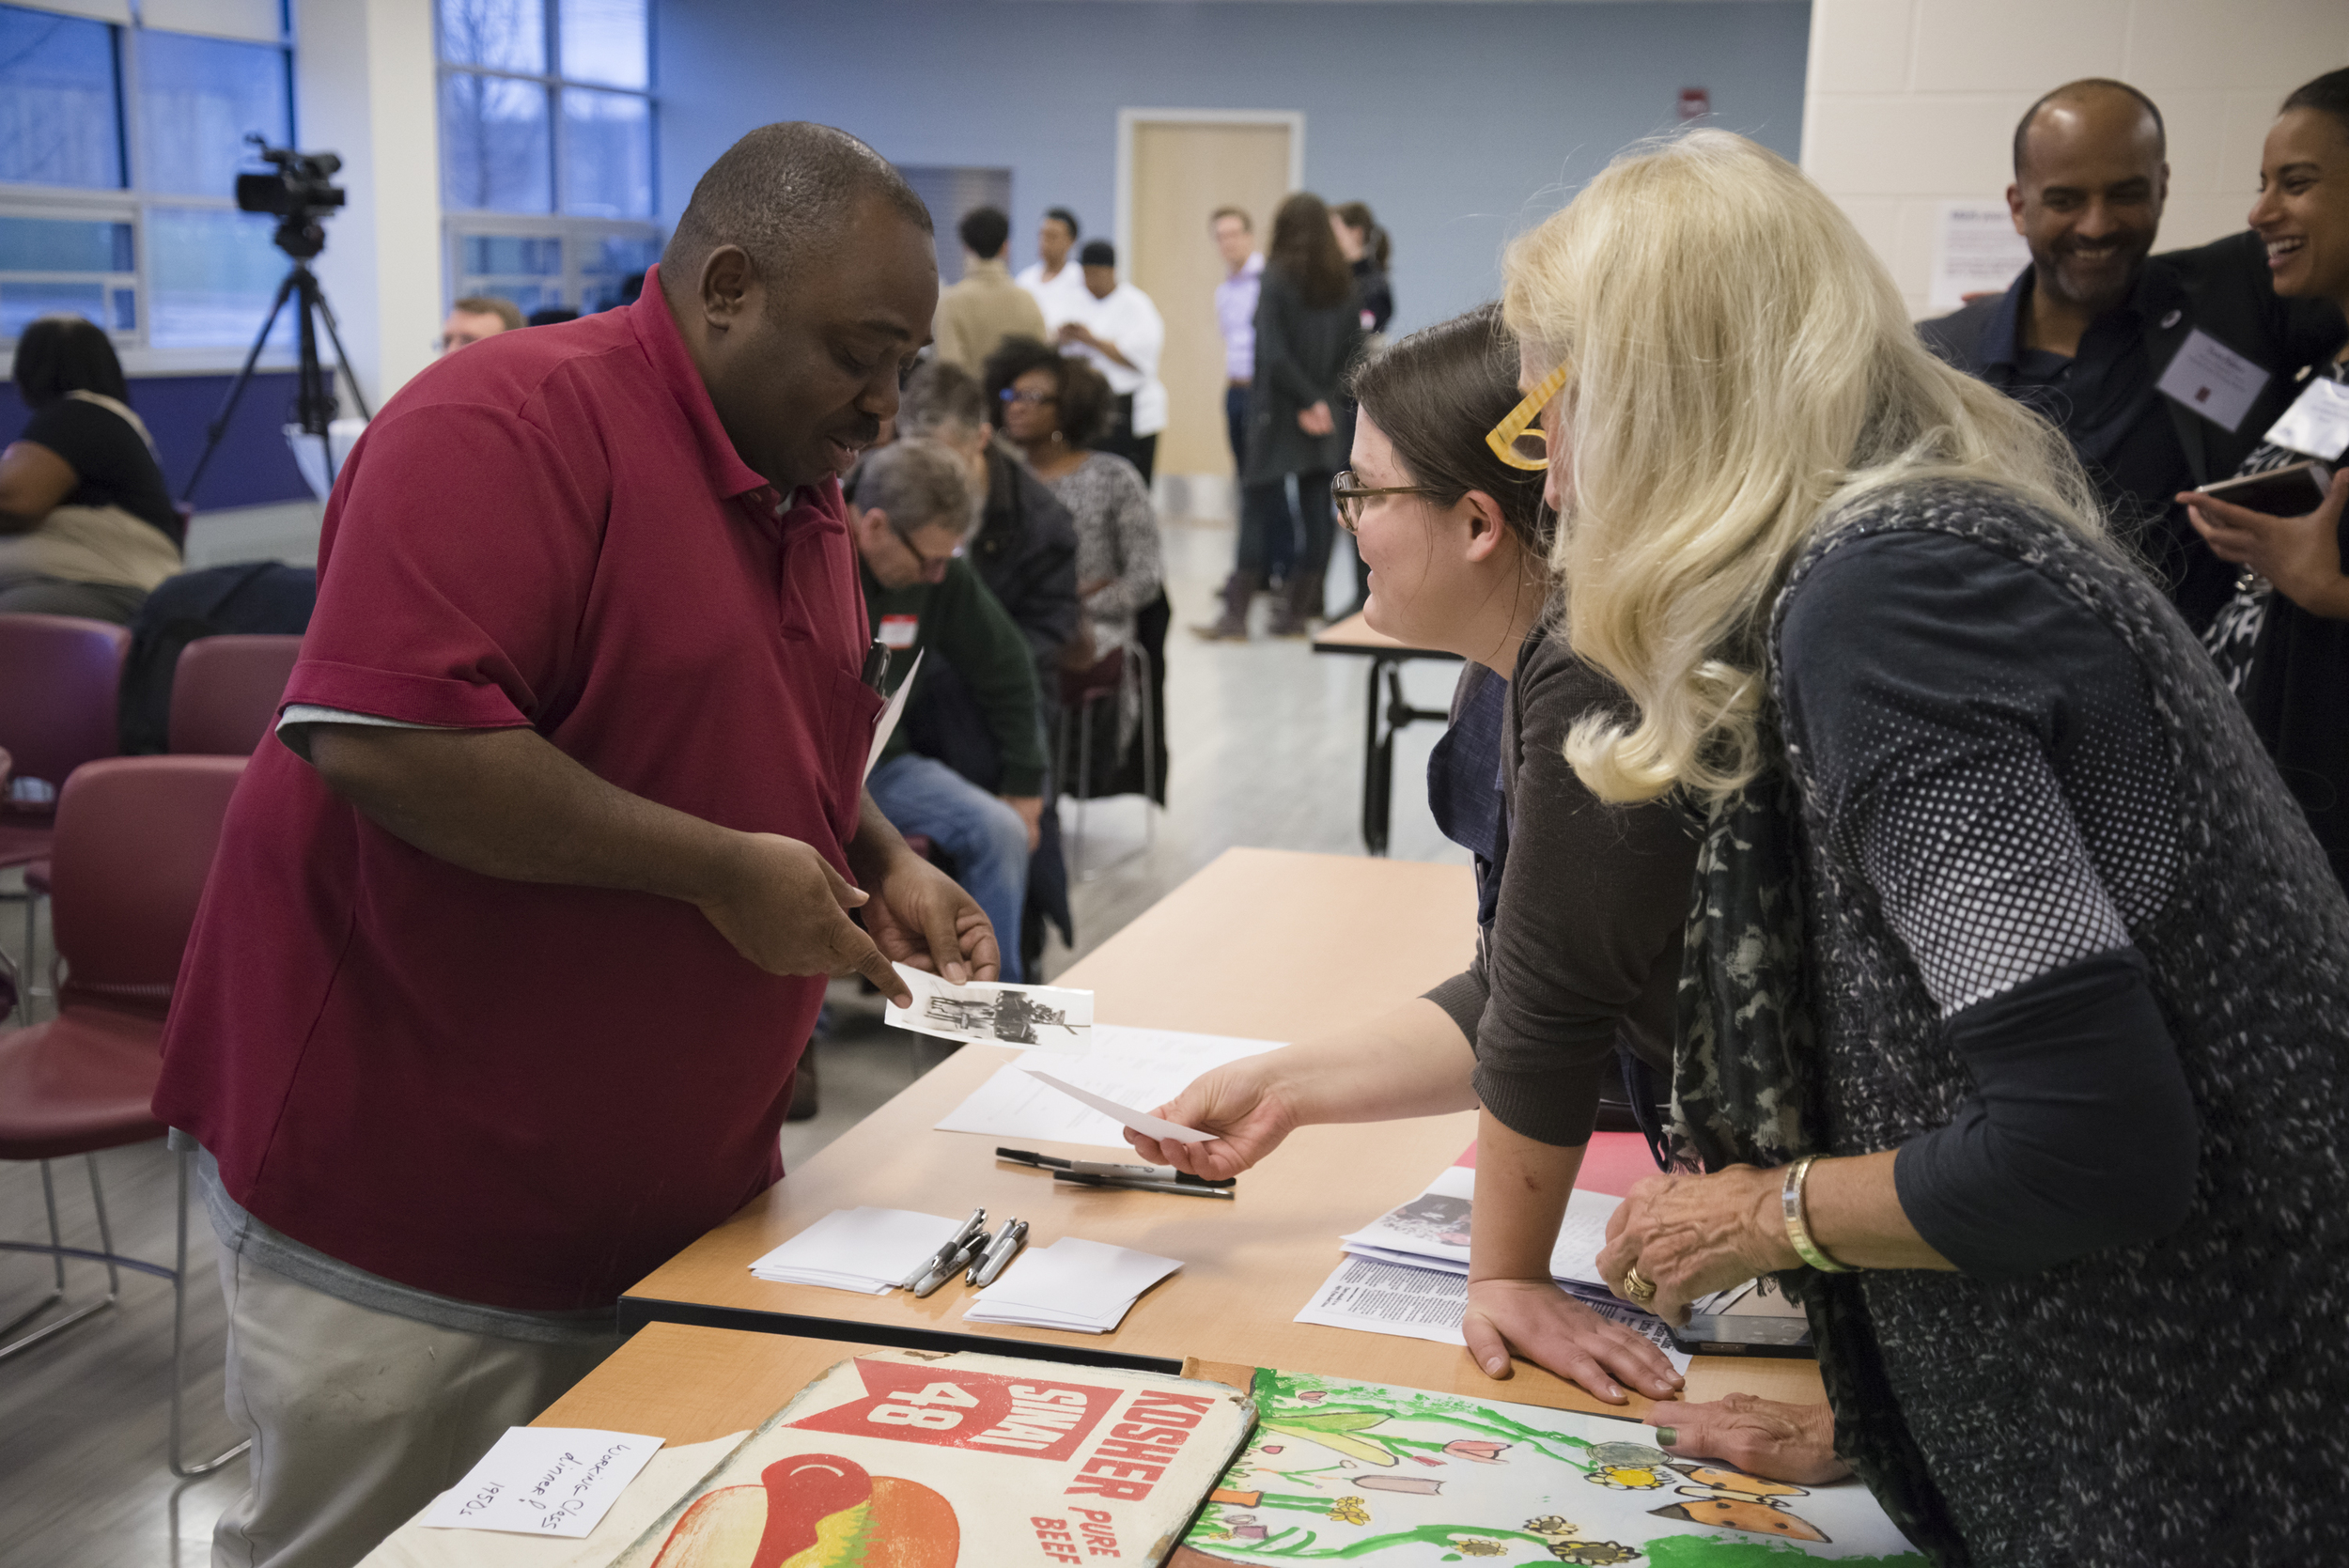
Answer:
[{"xmin": 610, "ymin": 1348, "xmax": 1253, "ymax": 1568}]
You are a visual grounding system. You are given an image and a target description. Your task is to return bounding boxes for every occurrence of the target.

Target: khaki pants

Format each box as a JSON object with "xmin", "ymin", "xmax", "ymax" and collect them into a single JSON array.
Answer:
[{"xmin": 212, "ymin": 1248, "xmax": 622, "ymax": 1568}]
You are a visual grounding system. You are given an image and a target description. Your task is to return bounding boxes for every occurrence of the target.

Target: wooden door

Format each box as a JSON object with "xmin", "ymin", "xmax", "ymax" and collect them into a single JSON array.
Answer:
[{"xmin": 1128, "ymin": 120, "xmax": 1294, "ymax": 485}]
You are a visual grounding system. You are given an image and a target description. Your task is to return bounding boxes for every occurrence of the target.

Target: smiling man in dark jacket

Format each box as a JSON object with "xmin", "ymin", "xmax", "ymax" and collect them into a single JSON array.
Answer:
[{"xmin": 1920, "ymin": 78, "xmax": 2345, "ymax": 631}]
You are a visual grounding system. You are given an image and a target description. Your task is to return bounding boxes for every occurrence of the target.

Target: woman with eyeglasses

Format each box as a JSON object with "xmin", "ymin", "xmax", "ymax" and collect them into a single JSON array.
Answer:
[
  {"xmin": 1128, "ymin": 305, "xmax": 1700, "ymax": 1408},
  {"xmin": 983, "ymin": 336, "xmax": 1164, "ymax": 662},
  {"xmin": 1492, "ymin": 132, "xmax": 2349, "ymax": 1562}
]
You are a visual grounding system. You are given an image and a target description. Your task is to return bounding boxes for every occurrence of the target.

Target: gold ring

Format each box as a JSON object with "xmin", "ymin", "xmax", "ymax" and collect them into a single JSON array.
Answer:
[{"xmin": 1622, "ymin": 1265, "xmax": 1657, "ymax": 1303}]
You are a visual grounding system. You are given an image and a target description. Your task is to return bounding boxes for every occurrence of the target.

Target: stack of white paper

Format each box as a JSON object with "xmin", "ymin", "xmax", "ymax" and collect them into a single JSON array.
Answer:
[
  {"xmin": 1339, "ymin": 1163, "xmax": 1622, "ymax": 1289},
  {"xmin": 962, "ymin": 1236, "xmax": 1180, "ymax": 1333},
  {"xmin": 745, "ymin": 1207, "xmax": 967, "ymax": 1294},
  {"xmin": 1294, "ymin": 1253, "xmax": 1691, "ymax": 1374}
]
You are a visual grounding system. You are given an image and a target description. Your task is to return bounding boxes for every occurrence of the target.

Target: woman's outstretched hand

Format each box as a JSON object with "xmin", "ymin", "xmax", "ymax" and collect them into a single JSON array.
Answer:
[{"xmin": 1123, "ymin": 1060, "xmax": 1296, "ymax": 1181}]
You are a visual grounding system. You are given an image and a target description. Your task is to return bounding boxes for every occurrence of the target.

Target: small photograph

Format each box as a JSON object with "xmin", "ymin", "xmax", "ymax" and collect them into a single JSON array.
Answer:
[{"xmin": 882, "ymin": 963, "xmax": 1094, "ymax": 1053}]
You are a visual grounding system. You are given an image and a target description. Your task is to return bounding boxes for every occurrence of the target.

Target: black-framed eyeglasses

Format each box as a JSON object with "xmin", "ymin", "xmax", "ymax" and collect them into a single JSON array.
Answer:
[
  {"xmin": 998, "ymin": 387, "xmax": 1057, "ymax": 407},
  {"xmin": 890, "ymin": 519, "xmax": 966, "ymax": 576},
  {"xmin": 1330, "ymin": 470, "xmax": 1444, "ymax": 534}
]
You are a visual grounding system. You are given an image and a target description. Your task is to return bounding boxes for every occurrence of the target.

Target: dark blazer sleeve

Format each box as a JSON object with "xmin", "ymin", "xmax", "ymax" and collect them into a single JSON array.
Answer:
[{"xmin": 1917, "ymin": 297, "xmax": 1999, "ymax": 372}]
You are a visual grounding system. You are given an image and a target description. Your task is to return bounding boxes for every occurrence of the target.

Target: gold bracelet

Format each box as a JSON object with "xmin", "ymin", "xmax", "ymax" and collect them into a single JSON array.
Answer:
[{"xmin": 1781, "ymin": 1156, "xmax": 1859, "ymax": 1273}]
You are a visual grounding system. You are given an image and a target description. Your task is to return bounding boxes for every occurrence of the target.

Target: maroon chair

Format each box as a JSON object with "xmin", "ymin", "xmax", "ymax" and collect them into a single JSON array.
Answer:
[
  {"xmin": 1052, "ymin": 644, "xmax": 1157, "ymax": 880},
  {"xmin": 0, "ymin": 754, "xmax": 249, "ymax": 1477},
  {"xmin": 167, "ymin": 634, "xmax": 303, "ymax": 755},
  {"xmin": 0, "ymin": 613, "xmax": 132, "ymax": 1012}
]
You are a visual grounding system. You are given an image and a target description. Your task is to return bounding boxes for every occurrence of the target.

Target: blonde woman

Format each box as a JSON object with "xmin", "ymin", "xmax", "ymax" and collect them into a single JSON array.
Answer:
[{"xmin": 1501, "ymin": 131, "xmax": 2349, "ymax": 1563}]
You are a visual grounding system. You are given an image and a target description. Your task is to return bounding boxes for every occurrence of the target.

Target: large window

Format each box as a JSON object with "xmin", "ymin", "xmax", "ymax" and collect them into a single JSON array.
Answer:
[
  {"xmin": 438, "ymin": 0, "xmax": 657, "ymax": 317},
  {"xmin": 0, "ymin": 1, "xmax": 296, "ymax": 365}
]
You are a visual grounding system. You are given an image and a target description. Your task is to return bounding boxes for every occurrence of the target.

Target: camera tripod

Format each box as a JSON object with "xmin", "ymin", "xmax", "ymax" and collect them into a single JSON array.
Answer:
[{"xmin": 180, "ymin": 252, "xmax": 372, "ymax": 507}]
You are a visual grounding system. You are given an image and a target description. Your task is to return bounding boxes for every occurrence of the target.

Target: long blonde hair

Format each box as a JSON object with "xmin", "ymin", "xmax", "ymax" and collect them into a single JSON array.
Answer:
[{"xmin": 1501, "ymin": 131, "xmax": 2103, "ymax": 806}]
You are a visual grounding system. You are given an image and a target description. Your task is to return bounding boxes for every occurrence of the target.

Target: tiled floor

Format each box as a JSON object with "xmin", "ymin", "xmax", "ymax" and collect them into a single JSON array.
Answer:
[{"xmin": 0, "ymin": 516, "xmax": 1470, "ymax": 1566}]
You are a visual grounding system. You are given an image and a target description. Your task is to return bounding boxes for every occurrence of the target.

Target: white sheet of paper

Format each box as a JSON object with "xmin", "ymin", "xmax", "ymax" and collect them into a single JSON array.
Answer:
[
  {"xmin": 1019, "ymin": 1066, "xmax": 1214, "ymax": 1142},
  {"xmin": 366, "ymin": 1434, "xmax": 751, "ymax": 1568},
  {"xmin": 2264, "ymin": 375, "xmax": 2349, "ymax": 460},
  {"xmin": 863, "ymin": 647, "xmax": 923, "ymax": 781},
  {"xmin": 1295, "ymin": 1254, "xmax": 1689, "ymax": 1373},
  {"xmin": 883, "ymin": 963, "xmax": 1093, "ymax": 1054},
  {"xmin": 417, "ymin": 1429, "xmax": 662, "ymax": 1539},
  {"xmin": 1928, "ymin": 200, "xmax": 2031, "ymax": 311},
  {"xmin": 745, "ymin": 1206, "xmax": 964, "ymax": 1292},
  {"xmin": 963, "ymin": 1236, "xmax": 1182, "ymax": 1331},
  {"xmin": 2157, "ymin": 327, "xmax": 2270, "ymax": 433},
  {"xmin": 931, "ymin": 1025, "xmax": 1284, "ymax": 1148},
  {"xmin": 983, "ymin": 1236, "xmax": 1181, "ymax": 1317}
]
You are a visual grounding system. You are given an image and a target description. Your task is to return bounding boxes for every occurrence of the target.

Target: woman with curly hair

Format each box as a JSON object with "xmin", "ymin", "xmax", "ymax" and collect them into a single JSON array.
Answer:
[{"xmin": 984, "ymin": 336, "xmax": 1166, "ymax": 794}]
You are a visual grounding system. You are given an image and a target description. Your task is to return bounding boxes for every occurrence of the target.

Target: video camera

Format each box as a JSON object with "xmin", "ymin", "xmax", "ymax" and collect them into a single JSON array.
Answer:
[{"xmin": 234, "ymin": 134, "xmax": 346, "ymax": 260}]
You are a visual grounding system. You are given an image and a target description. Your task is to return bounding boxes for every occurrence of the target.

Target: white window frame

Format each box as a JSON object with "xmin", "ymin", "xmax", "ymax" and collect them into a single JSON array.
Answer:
[
  {"xmin": 0, "ymin": 0, "xmax": 301, "ymax": 375},
  {"xmin": 436, "ymin": 0, "xmax": 658, "ymax": 317}
]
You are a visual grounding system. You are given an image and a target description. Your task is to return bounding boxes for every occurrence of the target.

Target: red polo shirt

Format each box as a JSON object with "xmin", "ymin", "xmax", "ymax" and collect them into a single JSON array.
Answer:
[{"xmin": 154, "ymin": 272, "xmax": 879, "ymax": 1310}]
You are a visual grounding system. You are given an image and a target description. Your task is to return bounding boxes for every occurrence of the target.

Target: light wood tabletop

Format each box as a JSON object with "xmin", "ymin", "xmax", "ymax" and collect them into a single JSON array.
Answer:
[
  {"xmin": 539, "ymin": 1326, "xmax": 1817, "ymax": 1447},
  {"xmin": 620, "ymin": 846, "xmax": 1824, "ymax": 1418},
  {"xmin": 1308, "ymin": 611, "xmax": 1459, "ymax": 660}
]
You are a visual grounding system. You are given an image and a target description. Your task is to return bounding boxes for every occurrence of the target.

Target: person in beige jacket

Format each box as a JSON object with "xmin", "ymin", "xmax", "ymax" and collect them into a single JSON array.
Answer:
[{"xmin": 933, "ymin": 207, "xmax": 1048, "ymax": 377}]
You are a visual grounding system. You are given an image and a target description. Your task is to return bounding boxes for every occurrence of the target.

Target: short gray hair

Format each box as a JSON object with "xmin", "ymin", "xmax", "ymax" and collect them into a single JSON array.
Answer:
[
  {"xmin": 859, "ymin": 438, "xmax": 972, "ymax": 534},
  {"xmin": 897, "ymin": 359, "xmax": 990, "ymax": 440}
]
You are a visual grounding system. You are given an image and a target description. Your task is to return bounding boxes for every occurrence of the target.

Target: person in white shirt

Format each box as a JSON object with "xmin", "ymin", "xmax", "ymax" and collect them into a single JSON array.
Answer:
[
  {"xmin": 1211, "ymin": 207, "xmax": 1283, "ymax": 585},
  {"xmin": 1058, "ymin": 240, "xmax": 1168, "ymax": 483},
  {"xmin": 1014, "ymin": 207, "xmax": 1093, "ymax": 334}
]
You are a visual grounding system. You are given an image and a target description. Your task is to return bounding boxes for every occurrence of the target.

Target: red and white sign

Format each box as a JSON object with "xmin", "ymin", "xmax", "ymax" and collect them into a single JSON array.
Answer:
[{"xmin": 788, "ymin": 1357, "xmax": 1121, "ymax": 1463}]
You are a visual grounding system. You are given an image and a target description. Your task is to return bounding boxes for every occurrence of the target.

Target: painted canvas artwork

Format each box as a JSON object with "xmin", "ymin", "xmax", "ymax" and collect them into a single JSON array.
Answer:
[
  {"xmin": 1180, "ymin": 1370, "xmax": 1925, "ymax": 1567},
  {"xmin": 608, "ymin": 1348, "xmax": 1252, "ymax": 1568}
]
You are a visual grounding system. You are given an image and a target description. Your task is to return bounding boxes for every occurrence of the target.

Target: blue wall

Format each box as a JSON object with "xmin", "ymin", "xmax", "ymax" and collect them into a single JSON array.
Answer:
[
  {"xmin": 4, "ymin": 373, "xmax": 317, "ymax": 511},
  {"xmin": 654, "ymin": 0, "xmax": 1812, "ymax": 336}
]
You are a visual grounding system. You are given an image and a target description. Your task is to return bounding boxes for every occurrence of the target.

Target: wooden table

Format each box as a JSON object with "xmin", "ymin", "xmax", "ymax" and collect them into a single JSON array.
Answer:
[
  {"xmin": 541, "ymin": 1324, "xmax": 1821, "ymax": 1443},
  {"xmin": 1309, "ymin": 613, "xmax": 1461, "ymax": 857},
  {"xmin": 621, "ymin": 847, "xmax": 1822, "ymax": 1420}
]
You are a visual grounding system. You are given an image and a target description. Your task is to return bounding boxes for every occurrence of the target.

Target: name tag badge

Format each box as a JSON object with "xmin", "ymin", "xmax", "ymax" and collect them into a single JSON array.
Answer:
[
  {"xmin": 878, "ymin": 613, "xmax": 920, "ymax": 650},
  {"xmin": 2262, "ymin": 375, "xmax": 2349, "ymax": 460},
  {"xmin": 2155, "ymin": 328, "xmax": 2270, "ymax": 433}
]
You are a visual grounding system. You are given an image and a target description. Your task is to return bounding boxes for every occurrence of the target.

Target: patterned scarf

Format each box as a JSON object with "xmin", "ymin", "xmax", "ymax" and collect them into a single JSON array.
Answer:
[
  {"xmin": 1670, "ymin": 744, "xmax": 1970, "ymax": 1564},
  {"xmin": 1669, "ymin": 749, "xmax": 1818, "ymax": 1172}
]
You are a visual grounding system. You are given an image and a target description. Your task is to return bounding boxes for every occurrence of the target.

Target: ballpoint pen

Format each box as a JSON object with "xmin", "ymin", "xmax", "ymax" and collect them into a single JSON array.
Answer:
[
  {"xmin": 967, "ymin": 1219, "xmax": 1029, "ymax": 1286},
  {"xmin": 1052, "ymin": 1172, "xmax": 1235, "ymax": 1200},
  {"xmin": 997, "ymin": 1147, "xmax": 1236, "ymax": 1188},
  {"xmin": 911, "ymin": 1230, "xmax": 990, "ymax": 1296},
  {"xmin": 899, "ymin": 1207, "xmax": 987, "ymax": 1290}
]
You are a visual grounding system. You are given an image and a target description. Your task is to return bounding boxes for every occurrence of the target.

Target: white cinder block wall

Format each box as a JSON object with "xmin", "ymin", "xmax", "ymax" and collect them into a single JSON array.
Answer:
[{"xmin": 1800, "ymin": 0, "xmax": 2349, "ymax": 320}]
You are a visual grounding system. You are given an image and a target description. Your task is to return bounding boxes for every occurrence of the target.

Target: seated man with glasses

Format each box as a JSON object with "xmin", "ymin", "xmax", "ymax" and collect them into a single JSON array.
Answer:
[{"xmin": 854, "ymin": 438, "xmax": 1048, "ymax": 980}]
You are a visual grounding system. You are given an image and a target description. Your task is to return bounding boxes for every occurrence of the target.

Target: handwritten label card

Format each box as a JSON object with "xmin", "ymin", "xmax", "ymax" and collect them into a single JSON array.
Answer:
[{"xmin": 419, "ymin": 1427, "xmax": 663, "ymax": 1538}]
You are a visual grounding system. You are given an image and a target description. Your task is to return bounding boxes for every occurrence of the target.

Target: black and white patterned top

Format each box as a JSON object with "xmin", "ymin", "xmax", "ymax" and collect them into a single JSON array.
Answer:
[
  {"xmin": 1779, "ymin": 530, "xmax": 2196, "ymax": 1279},
  {"xmin": 1040, "ymin": 450, "xmax": 1163, "ymax": 652},
  {"xmin": 1783, "ymin": 532, "xmax": 2178, "ymax": 1014},
  {"xmin": 2201, "ymin": 358, "xmax": 2349, "ymax": 691}
]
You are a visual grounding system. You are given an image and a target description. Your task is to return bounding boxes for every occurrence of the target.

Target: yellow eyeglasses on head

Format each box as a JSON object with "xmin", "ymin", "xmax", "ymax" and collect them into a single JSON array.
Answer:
[{"xmin": 1486, "ymin": 361, "xmax": 1571, "ymax": 472}]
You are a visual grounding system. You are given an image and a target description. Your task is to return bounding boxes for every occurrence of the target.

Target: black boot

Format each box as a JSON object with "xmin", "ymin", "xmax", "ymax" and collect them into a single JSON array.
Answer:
[
  {"xmin": 1190, "ymin": 570, "xmax": 1258, "ymax": 640},
  {"xmin": 1268, "ymin": 569, "xmax": 1321, "ymax": 637}
]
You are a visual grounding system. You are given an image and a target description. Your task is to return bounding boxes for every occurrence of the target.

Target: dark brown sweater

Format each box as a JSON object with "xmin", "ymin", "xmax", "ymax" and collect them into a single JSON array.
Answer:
[{"xmin": 1423, "ymin": 625, "xmax": 1698, "ymax": 1146}]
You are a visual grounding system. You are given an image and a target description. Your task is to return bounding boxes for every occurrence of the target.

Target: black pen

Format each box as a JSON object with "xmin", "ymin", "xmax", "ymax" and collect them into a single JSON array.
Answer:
[
  {"xmin": 999, "ymin": 1147, "xmax": 1235, "ymax": 1188},
  {"xmin": 1053, "ymin": 1172, "xmax": 1235, "ymax": 1200},
  {"xmin": 860, "ymin": 639, "xmax": 892, "ymax": 693}
]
